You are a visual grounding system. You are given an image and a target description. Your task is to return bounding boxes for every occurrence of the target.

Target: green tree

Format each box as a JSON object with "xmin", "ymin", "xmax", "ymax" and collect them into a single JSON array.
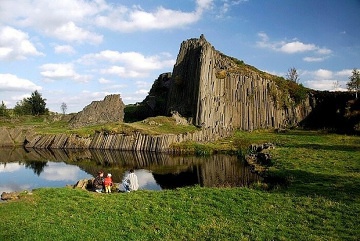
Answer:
[
  {"xmin": 14, "ymin": 99, "xmax": 32, "ymax": 115},
  {"xmin": 347, "ymin": 68, "xmax": 360, "ymax": 98},
  {"xmin": 0, "ymin": 101, "xmax": 9, "ymax": 117},
  {"xmin": 13, "ymin": 90, "xmax": 48, "ymax": 116},
  {"xmin": 28, "ymin": 90, "xmax": 48, "ymax": 115}
]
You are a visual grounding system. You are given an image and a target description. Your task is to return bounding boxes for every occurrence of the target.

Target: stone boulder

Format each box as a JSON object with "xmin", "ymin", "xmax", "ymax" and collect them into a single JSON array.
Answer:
[
  {"xmin": 1, "ymin": 191, "xmax": 32, "ymax": 201},
  {"xmin": 69, "ymin": 94, "xmax": 125, "ymax": 128},
  {"xmin": 246, "ymin": 143, "xmax": 275, "ymax": 174}
]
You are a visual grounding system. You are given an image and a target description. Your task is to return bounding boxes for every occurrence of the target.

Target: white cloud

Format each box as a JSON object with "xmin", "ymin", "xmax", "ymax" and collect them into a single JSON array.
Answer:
[
  {"xmin": 40, "ymin": 63, "xmax": 76, "ymax": 79},
  {"xmin": 0, "ymin": 26, "xmax": 43, "ymax": 60},
  {"xmin": 316, "ymin": 48, "xmax": 332, "ymax": 55},
  {"xmin": 41, "ymin": 163, "xmax": 83, "ymax": 182},
  {"xmin": 303, "ymin": 56, "xmax": 327, "ymax": 62},
  {"xmin": 302, "ymin": 69, "xmax": 351, "ymax": 91},
  {"xmin": 98, "ymin": 77, "xmax": 112, "ymax": 84},
  {"xmin": 256, "ymin": 32, "xmax": 332, "ymax": 60},
  {"xmin": 135, "ymin": 169, "xmax": 161, "ymax": 190},
  {"xmin": 0, "ymin": 0, "xmax": 212, "ymax": 43},
  {"xmin": 313, "ymin": 69, "xmax": 333, "ymax": 79},
  {"xmin": 305, "ymin": 79, "xmax": 337, "ymax": 91},
  {"xmin": 279, "ymin": 41, "xmax": 317, "ymax": 53},
  {"xmin": 40, "ymin": 63, "xmax": 91, "ymax": 82},
  {"xmin": 51, "ymin": 21, "xmax": 103, "ymax": 44},
  {"xmin": 0, "ymin": 163, "xmax": 23, "ymax": 173},
  {"xmin": 101, "ymin": 66, "xmax": 146, "ymax": 78},
  {"xmin": 135, "ymin": 89, "xmax": 149, "ymax": 95},
  {"xmin": 95, "ymin": 0, "xmax": 213, "ymax": 32},
  {"xmin": 80, "ymin": 50, "xmax": 175, "ymax": 78},
  {"xmin": 335, "ymin": 69, "xmax": 352, "ymax": 77},
  {"xmin": 0, "ymin": 0, "xmax": 104, "ymax": 44},
  {"xmin": 54, "ymin": 45, "xmax": 76, "ymax": 54},
  {"xmin": 136, "ymin": 81, "xmax": 151, "ymax": 88},
  {"xmin": 102, "ymin": 84, "xmax": 127, "ymax": 91},
  {"xmin": 0, "ymin": 74, "xmax": 42, "ymax": 92}
]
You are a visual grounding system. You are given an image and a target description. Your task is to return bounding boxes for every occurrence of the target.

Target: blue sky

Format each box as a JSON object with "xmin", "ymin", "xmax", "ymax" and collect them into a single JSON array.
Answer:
[{"xmin": 1, "ymin": 0, "xmax": 359, "ymax": 113}]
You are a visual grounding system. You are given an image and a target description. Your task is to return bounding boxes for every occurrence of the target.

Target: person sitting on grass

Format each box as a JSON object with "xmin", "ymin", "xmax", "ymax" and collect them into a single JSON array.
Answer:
[
  {"xmin": 122, "ymin": 169, "xmax": 139, "ymax": 192},
  {"xmin": 93, "ymin": 171, "xmax": 104, "ymax": 193},
  {"xmin": 104, "ymin": 173, "xmax": 113, "ymax": 193}
]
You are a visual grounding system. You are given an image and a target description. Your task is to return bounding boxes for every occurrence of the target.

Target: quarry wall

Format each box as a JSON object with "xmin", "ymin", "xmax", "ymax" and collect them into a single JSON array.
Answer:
[
  {"xmin": 167, "ymin": 35, "xmax": 312, "ymax": 130},
  {"xmin": 0, "ymin": 126, "xmax": 232, "ymax": 152},
  {"xmin": 69, "ymin": 94, "xmax": 125, "ymax": 128},
  {"xmin": 1, "ymin": 36, "xmax": 358, "ymax": 151}
]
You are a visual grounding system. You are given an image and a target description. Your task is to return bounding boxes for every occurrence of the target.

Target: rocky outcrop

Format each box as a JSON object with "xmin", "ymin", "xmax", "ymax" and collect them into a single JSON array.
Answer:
[
  {"xmin": 1, "ymin": 191, "xmax": 32, "ymax": 201},
  {"xmin": 21, "ymin": 127, "xmax": 232, "ymax": 152},
  {"xmin": 0, "ymin": 127, "xmax": 36, "ymax": 147},
  {"xmin": 69, "ymin": 94, "xmax": 125, "ymax": 128},
  {"xmin": 0, "ymin": 120, "xmax": 232, "ymax": 152},
  {"xmin": 25, "ymin": 134, "xmax": 92, "ymax": 149},
  {"xmin": 165, "ymin": 35, "xmax": 312, "ymax": 130},
  {"xmin": 246, "ymin": 143, "xmax": 275, "ymax": 174},
  {"xmin": 124, "ymin": 73, "xmax": 172, "ymax": 122},
  {"xmin": 88, "ymin": 126, "xmax": 232, "ymax": 152}
]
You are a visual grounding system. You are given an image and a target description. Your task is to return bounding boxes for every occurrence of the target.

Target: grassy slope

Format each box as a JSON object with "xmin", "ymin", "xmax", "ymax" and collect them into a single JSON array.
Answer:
[
  {"xmin": 1, "ymin": 130, "xmax": 359, "ymax": 240},
  {"xmin": 1, "ymin": 115, "xmax": 199, "ymax": 136}
]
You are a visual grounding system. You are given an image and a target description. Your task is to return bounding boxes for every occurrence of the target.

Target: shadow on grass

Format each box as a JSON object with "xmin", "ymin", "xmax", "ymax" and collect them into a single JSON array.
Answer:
[{"xmin": 270, "ymin": 169, "xmax": 360, "ymax": 202}]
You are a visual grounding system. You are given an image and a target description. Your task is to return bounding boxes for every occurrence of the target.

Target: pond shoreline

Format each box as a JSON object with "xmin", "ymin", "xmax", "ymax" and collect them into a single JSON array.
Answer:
[{"xmin": 0, "ymin": 126, "xmax": 233, "ymax": 153}]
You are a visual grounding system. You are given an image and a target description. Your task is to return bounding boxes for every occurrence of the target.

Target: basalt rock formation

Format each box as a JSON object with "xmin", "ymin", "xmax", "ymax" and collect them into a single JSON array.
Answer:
[
  {"xmin": 1, "ymin": 36, "xmax": 358, "ymax": 151},
  {"xmin": 139, "ymin": 35, "xmax": 312, "ymax": 131},
  {"xmin": 20, "ymin": 126, "xmax": 231, "ymax": 152},
  {"xmin": 69, "ymin": 94, "xmax": 125, "ymax": 128}
]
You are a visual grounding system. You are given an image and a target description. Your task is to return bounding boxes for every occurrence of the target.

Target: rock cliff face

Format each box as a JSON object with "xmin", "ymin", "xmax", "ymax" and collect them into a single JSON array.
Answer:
[
  {"xmin": 166, "ymin": 35, "xmax": 312, "ymax": 130},
  {"xmin": 20, "ymin": 127, "xmax": 231, "ymax": 152},
  {"xmin": 1, "ymin": 36, "xmax": 358, "ymax": 152},
  {"xmin": 69, "ymin": 94, "xmax": 125, "ymax": 128}
]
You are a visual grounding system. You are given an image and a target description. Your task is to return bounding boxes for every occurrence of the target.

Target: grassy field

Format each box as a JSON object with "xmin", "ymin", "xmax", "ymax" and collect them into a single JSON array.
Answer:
[{"xmin": 1, "ymin": 130, "xmax": 359, "ymax": 240}]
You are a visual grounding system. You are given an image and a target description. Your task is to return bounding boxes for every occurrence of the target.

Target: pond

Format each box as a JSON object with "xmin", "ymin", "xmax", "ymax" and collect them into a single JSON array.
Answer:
[{"xmin": 0, "ymin": 148, "xmax": 262, "ymax": 194}]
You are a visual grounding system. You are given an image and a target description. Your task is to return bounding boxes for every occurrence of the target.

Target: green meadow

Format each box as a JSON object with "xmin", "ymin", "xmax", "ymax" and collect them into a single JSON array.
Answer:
[{"xmin": 1, "ymin": 130, "xmax": 359, "ymax": 240}]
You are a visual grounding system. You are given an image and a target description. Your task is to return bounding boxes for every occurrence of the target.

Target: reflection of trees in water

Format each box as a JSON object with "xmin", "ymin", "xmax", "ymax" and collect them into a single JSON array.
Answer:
[
  {"xmin": 1, "ymin": 148, "xmax": 262, "ymax": 188},
  {"xmin": 152, "ymin": 166, "xmax": 200, "ymax": 189},
  {"xmin": 199, "ymin": 156, "xmax": 262, "ymax": 187},
  {"xmin": 24, "ymin": 161, "xmax": 48, "ymax": 176}
]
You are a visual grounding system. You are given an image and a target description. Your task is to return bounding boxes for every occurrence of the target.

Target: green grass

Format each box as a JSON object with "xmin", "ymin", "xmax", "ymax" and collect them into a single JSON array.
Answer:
[
  {"xmin": 1, "ymin": 130, "xmax": 359, "ymax": 240},
  {"xmin": 1, "ymin": 115, "xmax": 199, "ymax": 136},
  {"xmin": 1, "ymin": 187, "xmax": 359, "ymax": 241}
]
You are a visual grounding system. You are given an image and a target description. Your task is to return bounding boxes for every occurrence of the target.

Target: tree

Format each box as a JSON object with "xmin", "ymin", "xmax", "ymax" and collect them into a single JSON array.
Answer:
[
  {"xmin": 0, "ymin": 101, "xmax": 9, "ymax": 117},
  {"xmin": 13, "ymin": 90, "xmax": 48, "ymax": 116},
  {"xmin": 61, "ymin": 102, "xmax": 67, "ymax": 114},
  {"xmin": 28, "ymin": 90, "xmax": 48, "ymax": 115},
  {"xmin": 286, "ymin": 67, "xmax": 300, "ymax": 83},
  {"xmin": 347, "ymin": 68, "xmax": 360, "ymax": 98},
  {"xmin": 14, "ymin": 99, "xmax": 32, "ymax": 115}
]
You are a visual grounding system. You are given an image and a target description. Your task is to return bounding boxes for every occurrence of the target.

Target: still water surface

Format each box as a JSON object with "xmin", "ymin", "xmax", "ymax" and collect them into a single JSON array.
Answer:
[{"xmin": 0, "ymin": 148, "xmax": 261, "ymax": 194}]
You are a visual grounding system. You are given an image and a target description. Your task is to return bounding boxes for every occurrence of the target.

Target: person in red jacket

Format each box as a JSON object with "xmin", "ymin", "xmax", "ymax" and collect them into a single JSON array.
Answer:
[{"xmin": 104, "ymin": 173, "xmax": 113, "ymax": 193}]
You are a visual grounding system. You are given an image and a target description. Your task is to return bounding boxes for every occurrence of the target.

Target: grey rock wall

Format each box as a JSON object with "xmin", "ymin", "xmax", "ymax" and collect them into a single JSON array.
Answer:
[
  {"xmin": 17, "ymin": 127, "xmax": 232, "ymax": 152},
  {"xmin": 166, "ymin": 35, "xmax": 312, "ymax": 130},
  {"xmin": 69, "ymin": 94, "xmax": 125, "ymax": 128}
]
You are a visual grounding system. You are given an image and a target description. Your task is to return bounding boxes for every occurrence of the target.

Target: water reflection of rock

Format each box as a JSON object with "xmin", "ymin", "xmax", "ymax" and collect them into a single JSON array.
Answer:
[{"xmin": 0, "ymin": 148, "xmax": 261, "ymax": 188}]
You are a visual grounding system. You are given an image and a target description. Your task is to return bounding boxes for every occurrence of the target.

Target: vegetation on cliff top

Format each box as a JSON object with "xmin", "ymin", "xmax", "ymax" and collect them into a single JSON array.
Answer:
[
  {"xmin": 0, "ymin": 115, "xmax": 198, "ymax": 137},
  {"xmin": 221, "ymin": 54, "xmax": 310, "ymax": 106},
  {"xmin": 1, "ymin": 130, "xmax": 359, "ymax": 240}
]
